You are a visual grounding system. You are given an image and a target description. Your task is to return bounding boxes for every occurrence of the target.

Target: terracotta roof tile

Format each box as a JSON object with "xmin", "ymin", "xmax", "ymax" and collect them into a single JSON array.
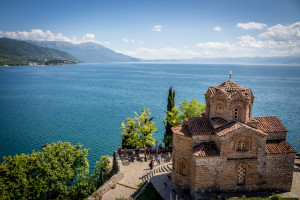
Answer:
[
  {"xmin": 265, "ymin": 140, "xmax": 297, "ymax": 154},
  {"xmin": 193, "ymin": 142, "xmax": 220, "ymax": 157},
  {"xmin": 250, "ymin": 116, "xmax": 287, "ymax": 133},
  {"xmin": 215, "ymin": 121, "xmax": 266, "ymax": 136},
  {"xmin": 207, "ymin": 80, "xmax": 253, "ymax": 99},
  {"xmin": 171, "ymin": 125, "xmax": 191, "ymax": 137},
  {"xmin": 211, "ymin": 117, "xmax": 227, "ymax": 126},
  {"xmin": 247, "ymin": 118, "xmax": 259, "ymax": 123},
  {"xmin": 186, "ymin": 116, "xmax": 215, "ymax": 135}
]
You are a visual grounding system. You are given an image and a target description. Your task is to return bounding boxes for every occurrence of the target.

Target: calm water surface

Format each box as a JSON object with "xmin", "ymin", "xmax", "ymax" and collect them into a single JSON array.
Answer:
[{"xmin": 0, "ymin": 63, "xmax": 299, "ymax": 171}]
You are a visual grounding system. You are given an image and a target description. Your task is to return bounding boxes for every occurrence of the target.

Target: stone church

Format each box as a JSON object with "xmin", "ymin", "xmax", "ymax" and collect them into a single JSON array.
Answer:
[{"xmin": 171, "ymin": 78, "xmax": 297, "ymax": 197}]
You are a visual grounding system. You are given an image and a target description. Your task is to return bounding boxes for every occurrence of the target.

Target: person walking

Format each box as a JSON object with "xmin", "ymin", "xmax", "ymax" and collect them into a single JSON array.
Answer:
[
  {"xmin": 157, "ymin": 154, "xmax": 161, "ymax": 165},
  {"xmin": 149, "ymin": 160, "xmax": 153, "ymax": 170},
  {"xmin": 167, "ymin": 152, "xmax": 171, "ymax": 162},
  {"xmin": 118, "ymin": 145, "xmax": 121, "ymax": 156}
]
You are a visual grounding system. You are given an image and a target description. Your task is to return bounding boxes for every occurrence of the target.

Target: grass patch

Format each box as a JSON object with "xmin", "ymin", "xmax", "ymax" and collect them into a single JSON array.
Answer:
[
  {"xmin": 137, "ymin": 181, "xmax": 145, "ymax": 189},
  {"xmin": 226, "ymin": 198, "xmax": 298, "ymax": 200},
  {"xmin": 137, "ymin": 182, "xmax": 163, "ymax": 200}
]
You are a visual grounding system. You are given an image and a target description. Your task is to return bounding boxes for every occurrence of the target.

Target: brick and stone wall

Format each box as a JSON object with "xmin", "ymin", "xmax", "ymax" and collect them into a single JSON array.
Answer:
[
  {"xmin": 192, "ymin": 156, "xmax": 223, "ymax": 192},
  {"xmin": 266, "ymin": 132, "xmax": 287, "ymax": 140},
  {"xmin": 264, "ymin": 153, "xmax": 296, "ymax": 191},
  {"xmin": 172, "ymin": 133, "xmax": 193, "ymax": 190}
]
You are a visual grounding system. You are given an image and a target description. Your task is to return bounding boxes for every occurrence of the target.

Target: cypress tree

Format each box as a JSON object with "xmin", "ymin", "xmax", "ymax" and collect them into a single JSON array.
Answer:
[{"xmin": 163, "ymin": 86, "xmax": 175, "ymax": 147}]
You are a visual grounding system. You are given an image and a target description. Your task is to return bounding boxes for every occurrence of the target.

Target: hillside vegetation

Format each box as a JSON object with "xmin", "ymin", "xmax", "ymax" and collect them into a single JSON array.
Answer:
[{"xmin": 0, "ymin": 38, "xmax": 78, "ymax": 66}]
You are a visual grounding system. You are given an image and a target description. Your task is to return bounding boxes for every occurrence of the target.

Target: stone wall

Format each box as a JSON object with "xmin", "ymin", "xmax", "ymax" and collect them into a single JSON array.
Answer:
[
  {"xmin": 192, "ymin": 135, "xmax": 215, "ymax": 146},
  {"xmin": 205, "ymin": 91, "xmax": 253, "ymax": 124},
  {"xmin": 264, "ymin": 153, "xmax": 296, "ymax": 191},
  {"xmin": 193, "ymin": 127, "xmax": 268, "ymax": 192},
  {"xmin": 172, "ymin": 133, "xmax": 193, "ymax": 190},
  {"xmin": 88, "ymin": 151, "xmax": 124, "ymax": 200},
  {"xmin": 266, "ymin": 132, "xmax": 287, "ymax": 140},
  {"xmin": 192, "ymin": 156, "xmax": 223, "ymax": 192}
]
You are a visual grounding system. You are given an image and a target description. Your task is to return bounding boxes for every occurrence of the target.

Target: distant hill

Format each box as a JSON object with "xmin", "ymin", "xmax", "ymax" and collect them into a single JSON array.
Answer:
[
  {"xmin": 0, "ymin": 38, "xmax": 78, "ymax": 66},
  {"xmin": 29, "ymin": 41, "xmax": 139, "ymax": 63},
  {"xmin": 145, "ymin": 56, "xmax": 300, "ymax": 65}
]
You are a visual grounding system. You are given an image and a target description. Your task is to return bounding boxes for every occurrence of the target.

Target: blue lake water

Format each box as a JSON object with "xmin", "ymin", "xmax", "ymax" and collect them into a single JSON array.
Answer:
[{"xmin": 0, "ymin": 63, "xmax": 299, "ymax": 172}]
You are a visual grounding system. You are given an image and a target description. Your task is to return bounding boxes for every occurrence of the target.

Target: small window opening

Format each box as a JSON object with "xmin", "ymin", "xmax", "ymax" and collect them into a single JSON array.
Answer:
[
  {"xmin": 237, "ymin": 141, "xmax": 247, "ymax": 151},
  {"xmin": 178, "ymin": 160, "xmax": 188, "ymax": 176},
  {"xmin": 234, "ymin": 108, "xmax": 238, "ymax": 120},
  {"xmin": 248, "ymin": 105, "xmax": 251, "ymax": 118},
  {"xmin": 237, "ymin": 165, "xmax": 246, "ymax": 185}
]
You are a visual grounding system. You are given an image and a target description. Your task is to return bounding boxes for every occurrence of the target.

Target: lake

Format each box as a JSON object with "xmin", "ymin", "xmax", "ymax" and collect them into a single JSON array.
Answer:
[{"xmin": 0, "ymin": 63, "xmax": 299, "ymax": 172}]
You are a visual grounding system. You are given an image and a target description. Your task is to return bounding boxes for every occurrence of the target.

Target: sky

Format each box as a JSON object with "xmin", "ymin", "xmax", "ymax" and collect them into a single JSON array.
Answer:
[{"xmin": 0, "ymin": 0, "xmax": 300, "ymax": 59}]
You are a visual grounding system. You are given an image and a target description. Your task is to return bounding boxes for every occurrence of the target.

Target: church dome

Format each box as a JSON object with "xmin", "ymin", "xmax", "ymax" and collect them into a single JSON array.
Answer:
[{"xmin": 206, "ymin": 80, "xmax": 253, "ymax": 99}]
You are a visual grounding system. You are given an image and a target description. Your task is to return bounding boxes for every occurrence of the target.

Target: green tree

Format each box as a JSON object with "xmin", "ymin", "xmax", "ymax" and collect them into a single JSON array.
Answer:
[
  {"xmin": 179, "ymin": 99, "xmax": 206, "ymax": 120},
  {"xmin": 121, "ymin": 107, "xmax": 158, "ymax": 148},
  {"xmin": 163, "ymin": 86, "xmax": 175, "ymax": 146},
  {"xmin": 121, "ymin": 117, "xmax": 139, "ymax": 149},
  {"xmin": 164, "ymin": 99, "xmax": 206, "ymax": 127},
  {"xmin": 0, "ymin": 142, "xmax": 95, "ymax": 200},
  {"xmin": 99, "ymin": 155, "xmax": 110, "ymax": 181}
]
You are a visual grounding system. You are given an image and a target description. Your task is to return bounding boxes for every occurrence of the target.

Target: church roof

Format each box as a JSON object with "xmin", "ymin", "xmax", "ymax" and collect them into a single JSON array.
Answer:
[
  {"xmin": 171, "ymin": 115, "xmax": 214, "ymax": 137},
  {"xmin": 214, "ymin": 121, "xmax": 267, "ymax": 137},
  {"xmin": 193, "ymin": 142, "xmax": 220, "ymax": 157},
  {"xmin": 185, "ymin": 116, "xmax": 214, "ymax": 135},
  {"xmin": 172, "ymin": 116, "xmax": 273, "ymax": 137},
  {"xmin": 249, "ymin": 116, "xmax": 287, "ymax": 133},
  {"xmin": 206, "ymin": 80, "xmax": 253, "ymax": 99},
  {"xmin": 171, "ymin": 125, "xmax": 191, "ymax": 137},
  {"xmin": 265, "ymin": 140, "xmax": 297, "ymax": 154}
]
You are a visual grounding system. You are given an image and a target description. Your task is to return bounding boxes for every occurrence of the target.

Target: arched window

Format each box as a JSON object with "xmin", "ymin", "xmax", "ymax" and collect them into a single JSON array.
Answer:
[
  {"xmin": 248, "ymin": 105, "xmax": 252, "ymax": 118},
  {"xmin": 237, "ymin": 141, "xmax": 247, "ymax": 151},
  {"xmin": 178, "ymin": 159, "xmax": 189, "ymax": 176},
  {"xmin": 234, "ymin": 108, "xmax": 239, "ymax": 120},
  {"xmin": 237, "ymin": 165, "xmax": 246, "ymax": 185}
]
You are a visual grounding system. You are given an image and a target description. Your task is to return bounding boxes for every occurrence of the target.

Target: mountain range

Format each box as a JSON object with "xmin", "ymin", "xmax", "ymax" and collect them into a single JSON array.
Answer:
[
  {"xmin": 1, "ymin": 37, "xmax": 299, "ymax": 66},
  {"xmin": 0, "ymin": 38, "xmax": 78, "ymax": 66},
  {"xmin": 148, "ymin": 56, "xmax": 300, "ymax": 65},
  {"xmin": 28, "ymin": 40, "xmax": 139, "ymax": 63}
]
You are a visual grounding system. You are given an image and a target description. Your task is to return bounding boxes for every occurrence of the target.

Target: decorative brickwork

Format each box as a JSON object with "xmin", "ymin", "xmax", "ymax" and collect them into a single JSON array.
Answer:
[{"xmin": 172, "ymin": 80, "xmax": 296, "ymax": 199}]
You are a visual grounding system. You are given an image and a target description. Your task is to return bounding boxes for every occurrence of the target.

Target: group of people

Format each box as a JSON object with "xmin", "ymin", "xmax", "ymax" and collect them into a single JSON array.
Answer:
[
  {"xmin": 117, "ymin": 144, "xmax": 172, "ymax": 170},
  {"xmin": 149, "ymin": 151, "xmax": 172, "ymax": 170}
]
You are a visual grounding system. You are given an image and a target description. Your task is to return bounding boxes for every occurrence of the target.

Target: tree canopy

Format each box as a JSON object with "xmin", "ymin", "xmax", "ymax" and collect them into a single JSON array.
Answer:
[
  {"xmin": 0, "ymin": 142, "xmax": 108, "ymax": 200},
  {"xmin": 121, "ymin": 107, "xmax": 158, "ymax": 148},
  {"xmin": 164, "ymin": 99, "xmax": 206, "ymax": 127},
  {"xmin": 163, "ymin": 86, "xmax": 175, "ymax": 146}
]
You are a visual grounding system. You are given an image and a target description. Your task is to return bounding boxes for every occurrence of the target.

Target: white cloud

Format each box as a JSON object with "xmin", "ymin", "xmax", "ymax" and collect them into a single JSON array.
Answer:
[
  {"xmin": 0, "ymin": 30, "xmax": 3, "ymax": 37},
  {"xmin": 259, "ymin": 22, "xmax": 300, "ymax": 41},
  {"xmin": 195, "ymin": 22, "xmax": 300, "ymax": 57},
  {"xmin": 152, "ymin": 25, "xmax": 162, "ymax": 32},
  {"xmin": 214, "ymin": 26, "xmax": 222, "ymax": 32},
  {"xmin": 237, "ymin": 35, "xmax": 264, "ymax": 48},
  {"xmin": 138, "ymin": 41, "xmax": 144, "ymax": 45},
  {"xmin": 0, "ymin": 29, "xmax": 99, "ymax": 44},
  {"xmin": 237, "ymin": 22, "xmax": 267, "ymax": 30},
  {"xmin": 56, "ymin": 33, "xmax": 72, "ymax": 42},
  {"xmin": 5, "ymin": 31, "xmax": 17, "ymax": 39},
  {"xmin": 122, "ymin": 22, "xmax": 300, "ymax": 59},
  {"xmin": 122, "ymin": 38, "xmax": 137, "ymax": 44},
  {"xmin": 118, "ymin": 46, "xmax": 204, "ymax": 59},
  {"xmin": 122, "ymin": 38, "xmax": 130, "ymax": 43},
  {"xmin": 82, "ymin": 33, "xmax": 95, "ymax": 41},
  {"xmin": 197, "ymin": 42, "xmax": 234, "ymax": 50}
]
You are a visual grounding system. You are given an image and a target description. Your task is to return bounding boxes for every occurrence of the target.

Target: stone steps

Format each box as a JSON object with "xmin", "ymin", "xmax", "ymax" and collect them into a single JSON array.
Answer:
[
  {"xmin": 294, "ymin": 155, "xmax": 300, "ymax": 172},
  {"xmin": 141, "ymin": 163, "xmax": 172, "ymax": 181}
]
